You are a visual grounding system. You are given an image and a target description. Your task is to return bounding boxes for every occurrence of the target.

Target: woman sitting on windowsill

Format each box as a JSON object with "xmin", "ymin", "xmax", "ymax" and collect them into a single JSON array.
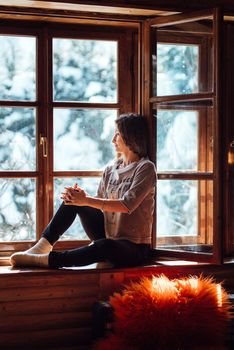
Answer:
[{"xmin": 10, "ymin": 113, "xmax": 157, "ymax": 269}]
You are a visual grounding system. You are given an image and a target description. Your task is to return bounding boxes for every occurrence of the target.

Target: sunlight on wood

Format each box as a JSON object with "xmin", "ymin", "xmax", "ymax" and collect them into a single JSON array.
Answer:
[{"xmin": 216, "ymin": 283, "xmax": 223, "ymax": 307}]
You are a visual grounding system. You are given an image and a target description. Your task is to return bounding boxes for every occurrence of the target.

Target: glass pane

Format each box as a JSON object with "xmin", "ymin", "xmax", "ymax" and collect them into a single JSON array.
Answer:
[
  {"xmin": 0, "ymin": 35, "xmax": 36, "ymax": 101},
  {"xmin": 54, "ymin": 109, "xmax": 116, "ymax": 171},
  {"xmin": 53, "ymin": 38, "xmax": 117, "ymax": 102},
  {"xmin": 157, "ymin": 43, "xmax": 199, "ymax": 96},
  {"xmin": 0, "ymin": 178, "xmax": 36, "ymax": 242},
  {"xmin": 0, "ymin": 108, "xmax": 36, "ymax": 171},
  {"xmin": 156, "ymin": 180, "xmax": 213, "ymax": 254},
  {"xmin": 157, "ymin": 109, "xmax": 198, "ymax": 171},
  {"xmin": 54, "ymin": 177, "xmax": 101, "ymax": 240}
]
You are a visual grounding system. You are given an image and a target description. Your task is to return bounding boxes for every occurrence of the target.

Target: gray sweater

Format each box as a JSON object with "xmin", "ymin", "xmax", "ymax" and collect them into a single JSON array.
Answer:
[{"xmin": 97, "ymin": 158, "xmax": 157, "ymax": 244}]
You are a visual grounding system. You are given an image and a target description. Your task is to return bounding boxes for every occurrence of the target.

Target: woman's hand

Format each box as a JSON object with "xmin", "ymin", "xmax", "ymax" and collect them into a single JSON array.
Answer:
[
  {"xmin": 61, "ymin": 183, "xmax": 87, "ymax": 206},
  {"xmin": 61, "ymin": 183, "xmax": 129, "ymax": 213}
]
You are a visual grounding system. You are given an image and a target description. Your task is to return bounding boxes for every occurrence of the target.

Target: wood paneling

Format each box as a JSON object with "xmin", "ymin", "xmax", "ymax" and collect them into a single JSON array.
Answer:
[
  {"xmin": 0, "ymin": 268, "xmax": 100, "ymax": 349},
  {"xmin": 0, "ymin": 264, "xmax": 234, "ymax": 349}
]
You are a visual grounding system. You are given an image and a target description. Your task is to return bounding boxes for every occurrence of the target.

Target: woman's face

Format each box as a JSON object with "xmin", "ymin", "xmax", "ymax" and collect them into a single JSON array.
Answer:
[{"xmin": 112, "ymin": 128, "xmax": 129, "ymax": 155}]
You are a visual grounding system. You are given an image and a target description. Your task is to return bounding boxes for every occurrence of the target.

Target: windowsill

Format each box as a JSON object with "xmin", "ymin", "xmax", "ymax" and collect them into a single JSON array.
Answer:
[
  {"xmin": 0, "ymin": 259, "xmax": 210, "ymax": 275},
  {"xmin": 2, "ymin": 252, "xmax": 234, "ymax": 276}
]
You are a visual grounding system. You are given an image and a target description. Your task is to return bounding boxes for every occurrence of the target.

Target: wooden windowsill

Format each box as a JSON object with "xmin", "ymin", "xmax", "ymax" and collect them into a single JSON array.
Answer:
[
  {"xmin": 1, "ymin": 257, "xmax": 234, "ymax": 283},
  {"xmin": 0, "ymin": 259, "xmax": 214, "ymax": 276}
]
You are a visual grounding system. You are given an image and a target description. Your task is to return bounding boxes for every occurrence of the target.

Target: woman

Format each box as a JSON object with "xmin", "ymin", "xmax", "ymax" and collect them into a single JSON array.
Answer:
[{"xmin": 10, "ymin": 113, "xmax": 156, "ymax": 269}]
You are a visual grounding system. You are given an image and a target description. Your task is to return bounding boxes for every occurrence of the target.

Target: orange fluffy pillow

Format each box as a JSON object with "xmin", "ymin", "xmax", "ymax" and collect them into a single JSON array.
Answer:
[{"xmin": 94, "ymin": 275, "xmax": 231, "ymax": 350}]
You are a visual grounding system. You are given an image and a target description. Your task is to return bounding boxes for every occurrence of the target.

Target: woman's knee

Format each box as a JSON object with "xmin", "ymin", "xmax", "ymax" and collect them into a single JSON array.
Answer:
[
  {"xmin": 93, "ymin": 238, "xmax": 116, "ymax": 252},
  {"xmin": 93, "ymin": 239, "xmax": 129, "ymax": 264}
]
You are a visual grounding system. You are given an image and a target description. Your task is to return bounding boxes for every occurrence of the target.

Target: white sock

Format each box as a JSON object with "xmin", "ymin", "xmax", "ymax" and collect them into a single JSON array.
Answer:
[
  {"xmin": 10, "ymin": 252, "xmax": 49, "ymax": 268},
  {"xmin": 26, "ymin": 237, "xmax": 53, "ymax": 254}
]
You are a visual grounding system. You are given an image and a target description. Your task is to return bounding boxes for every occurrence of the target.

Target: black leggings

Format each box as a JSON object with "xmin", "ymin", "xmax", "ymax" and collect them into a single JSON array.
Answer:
[{"xmin": 42, "ymin": 203, "xmax": 150, "ymax": 268}]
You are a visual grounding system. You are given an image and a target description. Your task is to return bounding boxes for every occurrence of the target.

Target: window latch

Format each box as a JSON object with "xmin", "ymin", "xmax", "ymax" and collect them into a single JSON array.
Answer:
[{"xmin": 40, "ymin": 135, "xmax": 48, "ymax": 158}]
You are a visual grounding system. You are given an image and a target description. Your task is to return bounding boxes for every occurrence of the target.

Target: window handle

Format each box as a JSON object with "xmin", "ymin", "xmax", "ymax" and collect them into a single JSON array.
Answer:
[{"xmin": 40, "ymin": 135, "xmax": 48, "ymax": 158}]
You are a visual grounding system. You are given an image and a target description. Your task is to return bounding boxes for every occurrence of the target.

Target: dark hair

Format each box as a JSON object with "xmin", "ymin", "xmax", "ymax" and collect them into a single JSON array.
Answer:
[{"xmin": 115, "ymin": 113, "xmax": 149, "ymax": 158}]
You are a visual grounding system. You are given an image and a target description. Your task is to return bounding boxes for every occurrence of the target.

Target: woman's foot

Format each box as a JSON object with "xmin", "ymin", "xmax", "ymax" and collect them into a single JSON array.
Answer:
[
  {"xmin": 10, "ymin": 252, "xmax": 49, "ymax": 267},
  {"xmin": 26, "ymin": 237, "xmax": 53, "ymax": 254},
  {"xmin": 10, "ymin": 237, "xmax": 52, "ymax": 267}
]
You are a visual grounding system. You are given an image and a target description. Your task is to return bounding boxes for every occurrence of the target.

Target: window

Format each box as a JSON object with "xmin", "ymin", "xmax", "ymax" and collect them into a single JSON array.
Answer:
[
  {"xmin": 0, "ymin": 23, "xmax": 137, "ymax": 253},
  {"xmin": 51, "ymin": 36, "xmax": 118, "ymax": 241},
  {"xmin": 0, "ymin": 33, "xmax": 37, "ymax": 243},
  {"xmin": 143, "ymin": 9, "xmax": 222, "ymax": 262},
  {"xmin": 156, "ymin": 43, "xmax": 199, "ymax": 96},
  {"xmin": 0, "ymin": 10, "xmax": 225, "ymax": 264}
]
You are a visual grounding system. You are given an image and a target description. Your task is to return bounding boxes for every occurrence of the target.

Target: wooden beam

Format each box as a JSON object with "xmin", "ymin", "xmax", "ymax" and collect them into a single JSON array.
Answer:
[
  {"xmin": 48, "ymin": 0, "xmax": 234, "ymax": 13},
  {"xmin": 2, "ymin": 0, "xmax": 234, "ymax": 14},
  {"xmin": 0, "ymin": 11, "xmax": 142, "ymax": 27},
  {"xmin": 0, "ymin": 1, "xmax": 233, "ymax": 24},
  {"xmin": 0, "ymin": 1, "xmax": 177, "ymax": 25},
  {"xmin": 0, "ymin": 0, "xmax": 173, "ymax": 16}
]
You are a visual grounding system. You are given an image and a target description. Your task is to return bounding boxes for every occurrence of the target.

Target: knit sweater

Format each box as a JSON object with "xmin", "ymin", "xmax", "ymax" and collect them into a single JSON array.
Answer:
[{"xmin": 97, "ymin": 158, "xmax": 157, "ymax": 244}]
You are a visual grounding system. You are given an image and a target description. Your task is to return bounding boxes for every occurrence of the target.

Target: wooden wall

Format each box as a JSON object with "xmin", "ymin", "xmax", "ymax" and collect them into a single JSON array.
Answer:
[
  {"xmin": 0, "ymin": 263, "xmax": 234, "ymax": 350},
  {"xmin": 0, "ymin": 268, "xmax": 99, "ymax": 350}
]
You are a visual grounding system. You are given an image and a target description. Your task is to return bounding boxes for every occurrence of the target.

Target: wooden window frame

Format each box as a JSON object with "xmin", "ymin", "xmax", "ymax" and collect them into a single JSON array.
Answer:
[
  {"xmin": 0, "ymin": 21, "xmax": 138, "ymax": 256},
  {"xmin": 0, "ymin": 8, "xmax": 225, "ymax": 265},
  {"xmin": 155, "ymin": 105, "xmax": 213, "ymax": 249},
  {"xmin": 142, "ymin": 8, "xmax": 223, "ymax": 263}
]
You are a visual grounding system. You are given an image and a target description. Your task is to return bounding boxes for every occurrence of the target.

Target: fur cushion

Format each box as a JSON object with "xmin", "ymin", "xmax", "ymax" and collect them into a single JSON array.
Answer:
[{"xmin": 94, "ymin": 274, "xmax": 231, "ymax": 350}]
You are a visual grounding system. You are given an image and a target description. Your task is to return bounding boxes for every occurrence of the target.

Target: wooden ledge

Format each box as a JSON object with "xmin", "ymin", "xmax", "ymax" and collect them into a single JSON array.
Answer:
[
  {"xmin": 1, "ymin": 259, "xmax": 234, "ymax": 285},
  {"xmin": 0, "ymin": 259, "xmax": 228, "ymax": 276},
  {"xmin": 0, "ymin": 261, "xmax": 160, "ymax": 276}
]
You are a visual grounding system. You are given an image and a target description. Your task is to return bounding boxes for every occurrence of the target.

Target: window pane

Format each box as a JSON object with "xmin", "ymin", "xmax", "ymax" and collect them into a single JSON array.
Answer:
[
  {"xmin": 157, "ymin": 44, "xmax": 199, "ymax": 96},
  {"xmin": 156, "ymin": 180, "xmax": 213, "ymax": 254},
  {"xmin": 0, "ymin": 108, "xmax": 36, "ymax": 171},
  {"xmin": 0, "ymin": 35, "xmax": 36, "ymax": 101},
  {"xmin": 53, "ymin": 38, "xmax": 117, "ymax": 102},
  {"xmin": 54, "ymin": 177, "xmax": 100, "ymax": 240},
  {"xmin": 54, "ymin": 109, "xmax": 116, "ymax": 171},
  {"xmin": 157, "ymin": 110, "xmax": 198, "ymax": 171},
  {"xmin": 0, "ymin": 178, "xmax": 36, "ymax": 242}
]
